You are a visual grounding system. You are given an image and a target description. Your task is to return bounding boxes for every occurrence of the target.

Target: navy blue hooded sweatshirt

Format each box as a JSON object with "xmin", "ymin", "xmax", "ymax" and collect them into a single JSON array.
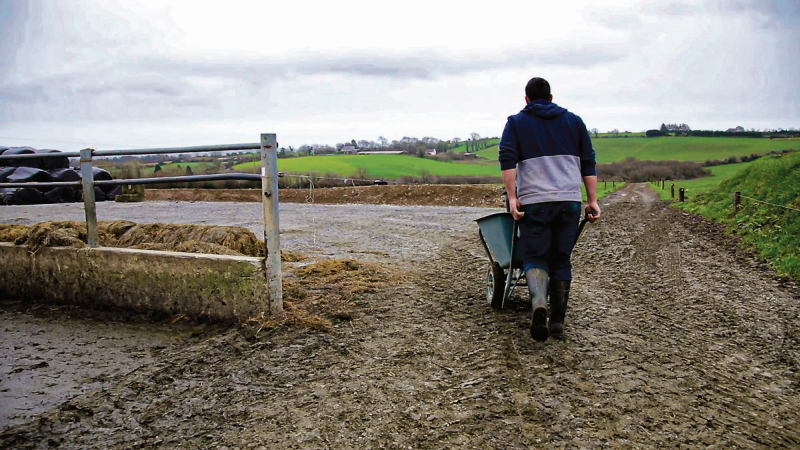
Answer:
[{"xmin": 499, "ymin": 99, "xmax": 597, "ymax": 205}]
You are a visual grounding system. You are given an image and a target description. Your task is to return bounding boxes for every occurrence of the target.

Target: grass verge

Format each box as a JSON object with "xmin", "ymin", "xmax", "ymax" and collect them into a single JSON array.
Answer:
[{"xmin": 665, "ymin": 153, "xmax": 800, "ymax": 280}]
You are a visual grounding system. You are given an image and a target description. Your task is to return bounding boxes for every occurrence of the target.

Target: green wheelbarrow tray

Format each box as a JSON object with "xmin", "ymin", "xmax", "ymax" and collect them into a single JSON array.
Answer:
[
  {"xmin": 475, "ymin": 211, "xmax": 590, "ymax": 309},
  {"xmin": 475, "ymin": 212, "xmax": 524, "ymax": 309}
]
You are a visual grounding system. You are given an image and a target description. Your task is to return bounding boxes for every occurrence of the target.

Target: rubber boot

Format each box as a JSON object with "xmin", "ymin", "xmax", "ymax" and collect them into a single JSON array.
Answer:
[
  {"xmin": 548, "ymin": 280, "xmax": 571, "ymax": 339},
  {"xmin": 526, "ymin": 268, "xmax": 549, "ymax": 342}
]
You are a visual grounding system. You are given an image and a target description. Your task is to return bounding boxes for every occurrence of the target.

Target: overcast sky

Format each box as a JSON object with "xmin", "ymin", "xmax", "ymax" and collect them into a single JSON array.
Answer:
[{"xmin": 1, "ymin": 0, "xmax": 798, "ymax": 151}]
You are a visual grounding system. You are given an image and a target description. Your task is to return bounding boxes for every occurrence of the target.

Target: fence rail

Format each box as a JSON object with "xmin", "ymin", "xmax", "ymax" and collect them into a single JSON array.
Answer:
[
  {"xmin": 0, "ymin": 142, "xmax": 263, "ymax": 160},
  {"xmin": 0, "ymin": 173, "xmax": 263, "ymax": 189},
  {"xmin": 0, "ymin": 135, "xmax": 283, "ymax": 313}
]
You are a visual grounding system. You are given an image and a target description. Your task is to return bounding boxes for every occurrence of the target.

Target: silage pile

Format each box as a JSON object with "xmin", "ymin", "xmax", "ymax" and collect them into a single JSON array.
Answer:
[
  {"xmin": 0, "ymin": 220, "xmax": 404, "ymax": 334},
  {"xmin": 248, "ymin": 258, "xmax": 401, "ymax": 334},
  {"xmin": 0, "ymin": 221, "xmax": 264, "ymax": 257},
  {"xmin": 0, "ymin": 222, "xmax": 401, "ymax": 332}
]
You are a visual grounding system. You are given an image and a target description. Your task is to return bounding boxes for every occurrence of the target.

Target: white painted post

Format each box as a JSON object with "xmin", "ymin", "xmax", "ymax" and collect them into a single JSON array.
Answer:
[
  {"xmin": 260, "ymin": 134, "xmax": 282, "ymax": 313},
  {"xmin": 80, "ymin": 148, "xmax": 99, "ymax": 247}
]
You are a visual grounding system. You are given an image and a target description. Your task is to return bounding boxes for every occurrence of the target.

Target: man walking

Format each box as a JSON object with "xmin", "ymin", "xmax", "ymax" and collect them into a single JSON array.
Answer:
[{"xmin": 499, "ymin": 77, "xmax": 601, "ymax": 341}]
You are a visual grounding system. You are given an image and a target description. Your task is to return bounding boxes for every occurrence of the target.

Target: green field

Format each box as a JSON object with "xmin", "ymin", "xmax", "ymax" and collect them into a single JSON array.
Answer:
[
  {"xmin": 451, "ymin": 138, "xmax": 499, "ymax": 153},
  {"xmin": 142, "ymin": 161, "xmax": 216, "ymax": 175},
  {"xmin": 648, "ymin": 162, "xmax": 757, "ymax": 201},
  {"xmin": 475, "ymin": 137, "xmax": 798, "ymax": 164},
  {"xmin": 225, "ymin": 136, "xmax": 800, "ymax": 202},
  {"xmin": 235, "ymin": 152, "xmax": 623, "ymax": 200},
  {"xmin": 236, "ymin": 154, "xmax": 501, "ymax": 180},
  {"xmin": 592, "ymin": 137, "xmax": 797, "ymax": 163},
  {"xmin": 231, "ymin": 136, "xmax": 796, "ymax": 212}
]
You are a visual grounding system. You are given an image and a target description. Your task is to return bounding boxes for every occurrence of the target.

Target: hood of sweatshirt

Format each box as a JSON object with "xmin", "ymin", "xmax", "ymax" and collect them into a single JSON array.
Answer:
[{"xmin": 521, "ymin": 99, "xmax": 566, "ymax": 119}]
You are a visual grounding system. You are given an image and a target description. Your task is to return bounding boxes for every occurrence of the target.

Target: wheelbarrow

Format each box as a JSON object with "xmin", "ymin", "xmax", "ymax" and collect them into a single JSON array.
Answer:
[{"xmin": 475, "ymin": 212, "xmax": 590, "ymax": 309}]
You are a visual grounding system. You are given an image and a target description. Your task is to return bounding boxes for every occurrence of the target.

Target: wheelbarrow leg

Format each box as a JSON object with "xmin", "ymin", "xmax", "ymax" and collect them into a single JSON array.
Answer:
[
  {"xmin": 502, "ymin": 263, "xmax": 514, "ymax": 309},
  {"xmin": 501, "ymin": 220, "xmax": 520, "ymax": 308}
]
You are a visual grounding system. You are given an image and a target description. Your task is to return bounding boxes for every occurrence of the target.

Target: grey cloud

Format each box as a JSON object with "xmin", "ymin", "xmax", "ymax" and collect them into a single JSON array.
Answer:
[
  {"xmin": 144, "ymin": 44, "xmax": 626, "ymax": 82},
  {"xmin": 1, "ymin": 44, "xmax": 627, "ymax": 122},
  {"xmin": 0, "ymin": 68, "xmax": 218, "ymax": 122},
  {"xmin": 315, "ymin": 45, "xmax": 626, "ymax": 76},
  {"xmin": 73, "ymin": 78, "xmax": 186, "ymax": 98}
]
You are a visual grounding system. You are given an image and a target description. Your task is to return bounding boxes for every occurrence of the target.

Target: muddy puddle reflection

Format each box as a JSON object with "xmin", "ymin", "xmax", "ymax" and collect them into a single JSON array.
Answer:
[{"xmin": 0, "ymin": 302, "xmax": 209, "ymax": 430}]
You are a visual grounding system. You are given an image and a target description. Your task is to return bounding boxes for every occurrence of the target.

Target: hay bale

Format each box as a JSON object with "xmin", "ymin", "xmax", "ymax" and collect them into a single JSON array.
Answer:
[
  {"xmin": 7, "ymin": 167, "xmax": 53, "ymax": 187},
  {"xmin": 0, "ymin": 166, "xmax": 16, "ymax": 182},
  {"xmin": 0, "ymin": 187, "xmax": 45, "ymax": 205},
  {"xmin": 102, "ymin": 184, "xmax": 121, "ymax": 200},
  {"xmin": 115, "ymin": 185, "xmax": 145, "ymax": 202},
  {"xmin": 115, "ymin": 223, "xmax": 264, "ymax": 257},
  {"xmin": 91, "ymin": 167, "xmax": 113, "ymax": 181},
  {"xmin": 2, "ymin": 147, "xmax": 38, "ymax": 168},
  {"xmin": 48, "ymin": 168, "xmax": 81, "ymax": 182},
  {"xmin": 43, "ymin": 187, "xmax": 80, "ymax": 204},
  {"xmin": 115, "ymin": 194, "xmax": 141, "ymax": 203},
  {"xmin": 0, "ymin": 224, "xmax": 29, "ymax": 243},
  {"xmin": 93, "ymin": 186, "xmax": 107, "ymax": 202},
  {"xmin": 34, "ymin": 149, "xmax": 69, "ymax": 170}
]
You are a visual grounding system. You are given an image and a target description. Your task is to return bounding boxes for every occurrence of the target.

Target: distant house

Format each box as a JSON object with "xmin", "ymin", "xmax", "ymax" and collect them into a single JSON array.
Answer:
[
  {"xmin": 342, "ymin": 145, "xmax": 357, "ymax": 154},
  {"xmin": 726, "ymin": 126, "xmax": 745, "ymax": 133},
  {"xmin": 357, "ymin": 150, "xmax": 406, "ymax": 155},
  {"xmin": 425, "ymin": 149, "xmax": 437, "ymax": 156}
]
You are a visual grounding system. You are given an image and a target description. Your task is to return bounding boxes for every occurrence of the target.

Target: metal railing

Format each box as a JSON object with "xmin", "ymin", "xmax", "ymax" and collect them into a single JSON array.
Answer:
[{"xmin": 0, "ymin": 133, "xmax": 283, "ymax": 312}]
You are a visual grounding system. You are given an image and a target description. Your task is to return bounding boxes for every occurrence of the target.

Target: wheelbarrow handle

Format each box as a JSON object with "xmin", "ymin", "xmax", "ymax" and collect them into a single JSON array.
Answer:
[{"xmin": 574, "ymin": 214, "xmax": 593, "ymax": 246}]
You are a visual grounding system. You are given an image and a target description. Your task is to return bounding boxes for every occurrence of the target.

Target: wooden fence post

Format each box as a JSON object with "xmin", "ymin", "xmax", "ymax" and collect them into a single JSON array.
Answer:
[
  {"xmin": 679, "ymin": 188, "xmax": 685, "ymax": 202},
  {"xmin": 671, "ymin": 184, "xmax": 675, "ymax": 199},
  {"xmin": 734, "ymin": 191, "xmax": 741, "ymax": 214}
]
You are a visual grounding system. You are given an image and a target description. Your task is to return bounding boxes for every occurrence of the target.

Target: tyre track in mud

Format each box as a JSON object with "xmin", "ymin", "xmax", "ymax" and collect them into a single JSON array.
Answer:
[
  {"xmin": 1, "ymin": 203, "xmax": 537, "ymax": 448},
  {"xmin": 492, "ymin": 183, "xmax": 800, "ymax": 448},
  {"xmin": 2, "ymin": 184, "xmax": 799, "ymax": 448},
  {"xmin": 1, "ymin": 241, "xmax": 536, "ymax": 449}
]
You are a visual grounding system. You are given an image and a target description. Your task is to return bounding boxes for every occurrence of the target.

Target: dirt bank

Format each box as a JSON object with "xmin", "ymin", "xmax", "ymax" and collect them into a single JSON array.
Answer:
[
  {"xmin": 2, "ymin": 183, "xmax": 799, "ymax": 448},
  {"xmin": 144, "ymin": 184, "xmax": 507, "ymax": 208}
]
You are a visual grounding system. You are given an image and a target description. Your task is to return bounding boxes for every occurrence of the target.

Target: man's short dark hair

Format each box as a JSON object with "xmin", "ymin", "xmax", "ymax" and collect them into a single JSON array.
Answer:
[{"xmin": 525, "ymin": 77, "xmax": 551, "ymax": 101}]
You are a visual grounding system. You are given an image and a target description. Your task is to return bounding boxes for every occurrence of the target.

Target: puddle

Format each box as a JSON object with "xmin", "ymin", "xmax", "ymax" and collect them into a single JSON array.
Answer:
[{"xmin": 0, "ymin": 304, "xmax": 203, "ymax": 429}]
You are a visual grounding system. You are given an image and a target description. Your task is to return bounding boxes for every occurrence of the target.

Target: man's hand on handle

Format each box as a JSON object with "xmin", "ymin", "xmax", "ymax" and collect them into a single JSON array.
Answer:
[
  {"xmin": 502, "ymin": 168, "xmax": 526, "ymax": 220},
  {"xmin": 585, "ymin": 200, "xmax": 602, "ymax": 223},
  {"xmin": 582, "ymin": 175, "xmax": 601, "ymax": 223},
  {"xmin": 509, "ymin": 196, "xmax": 524, "ymax": 221}
]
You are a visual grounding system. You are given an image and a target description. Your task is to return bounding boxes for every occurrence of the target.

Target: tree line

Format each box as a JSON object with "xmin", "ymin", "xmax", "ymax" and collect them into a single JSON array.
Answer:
[
  {"xmin": 646, "ymin": 123, "xmax": 799, "ymax": 138},
  {"xmin": 278, "ymin": 133, "xmax": 494, "ymax": 158}
]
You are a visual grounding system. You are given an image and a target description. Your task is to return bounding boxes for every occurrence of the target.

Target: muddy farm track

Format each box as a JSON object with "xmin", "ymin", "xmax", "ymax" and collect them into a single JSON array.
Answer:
[{"xmin": 1, "ymin": 183, "xmax": 799, "ymax": 448}]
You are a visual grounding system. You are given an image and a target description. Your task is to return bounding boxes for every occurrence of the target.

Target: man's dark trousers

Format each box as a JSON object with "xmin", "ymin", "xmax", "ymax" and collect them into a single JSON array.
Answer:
[{"xmin": 518, "ymin": 201, "xmax": 581, "ymax": 281}]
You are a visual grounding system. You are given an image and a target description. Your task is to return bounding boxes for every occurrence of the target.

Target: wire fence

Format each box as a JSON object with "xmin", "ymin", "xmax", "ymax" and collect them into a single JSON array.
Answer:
[
  {"xmin": 737, "ymin": 194, "xmax": 800, "ymax": 213},
  {"xmin": 649, "ymin": 179, "xmax": 799, "ymax": 215}
]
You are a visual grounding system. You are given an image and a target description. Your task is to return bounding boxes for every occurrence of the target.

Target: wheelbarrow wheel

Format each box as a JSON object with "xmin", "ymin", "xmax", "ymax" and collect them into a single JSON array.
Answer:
[{"xmin": 487, "ymin": 262, "xmax": 506, "ymax": 309}]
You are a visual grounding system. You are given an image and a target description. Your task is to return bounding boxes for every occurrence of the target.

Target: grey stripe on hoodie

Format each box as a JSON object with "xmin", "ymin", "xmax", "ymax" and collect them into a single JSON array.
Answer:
[{"xmin": 516, "ymin": 154, "xmax": 583, "ymax": 204}]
